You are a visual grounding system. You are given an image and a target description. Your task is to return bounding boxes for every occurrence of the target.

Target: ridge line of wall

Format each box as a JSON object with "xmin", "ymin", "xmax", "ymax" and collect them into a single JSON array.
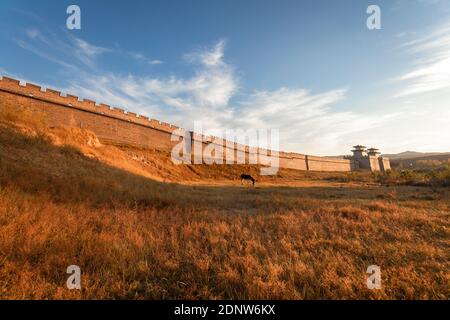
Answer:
[
  {"xmin": 0, "ymin": 75, "xmax": 352, "ymax": 169},
  {"xmin": 0, "ymin": 76, "xmax": 178, "ymax": 134}
]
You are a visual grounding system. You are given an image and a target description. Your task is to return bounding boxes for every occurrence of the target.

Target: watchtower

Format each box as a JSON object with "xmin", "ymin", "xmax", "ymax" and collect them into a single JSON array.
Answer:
[
  {"xmin": 351, "ymin": 145, "xmax": 367, "ymax": 159},
  {"xmin": 367, "ymin": 148, "xmax": 380, "ymax": 157}
]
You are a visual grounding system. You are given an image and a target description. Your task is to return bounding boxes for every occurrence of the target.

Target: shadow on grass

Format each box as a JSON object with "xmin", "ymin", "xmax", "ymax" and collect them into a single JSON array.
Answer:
[{"xmin": 0, "ymin": 125, "xmax": 419, "ymax": 212}]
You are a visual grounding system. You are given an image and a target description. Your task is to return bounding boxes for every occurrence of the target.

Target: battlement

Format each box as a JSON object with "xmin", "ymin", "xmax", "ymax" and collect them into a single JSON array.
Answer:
[
  {"xmin": 0, "ymin": 75, "xmax": 388, "ymax": 172},
  {"xmin": 0, "ymin": 76, "xmax": 178, "ymax": 134}
]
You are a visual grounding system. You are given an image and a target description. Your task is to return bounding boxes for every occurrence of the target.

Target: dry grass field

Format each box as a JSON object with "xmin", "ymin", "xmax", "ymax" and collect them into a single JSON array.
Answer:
[{"xmin": 0, "ymin": 103, "xmax": 449, "ymax": 299}]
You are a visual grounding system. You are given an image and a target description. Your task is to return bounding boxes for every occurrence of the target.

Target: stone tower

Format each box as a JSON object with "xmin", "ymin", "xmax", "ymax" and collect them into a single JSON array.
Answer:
[
  {"xmin": 349, "ymin": 145, "xmax": 391, "ymax": 172},
  {"xmin": 367, "ymin": 148, "xmax": 380, "ymax": 157},
  {"xmin": 351, "ymin": 145, "xmax": 368, "ymax": 158}
]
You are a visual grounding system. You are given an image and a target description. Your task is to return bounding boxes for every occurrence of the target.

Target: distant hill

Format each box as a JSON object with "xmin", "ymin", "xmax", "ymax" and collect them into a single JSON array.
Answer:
[
  {"xmin": 383, "ymin": 151, "xmax": 450, "ymax": 169},
  {"xmin": 382, "ymin": 151, "xmax": 450, "ymax": 160}
]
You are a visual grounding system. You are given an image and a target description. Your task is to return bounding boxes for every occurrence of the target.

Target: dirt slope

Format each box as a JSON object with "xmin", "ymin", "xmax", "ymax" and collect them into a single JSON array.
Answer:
[{"xmin": 0, "ymin": 104, "xmax": 448, "ymax": 300}]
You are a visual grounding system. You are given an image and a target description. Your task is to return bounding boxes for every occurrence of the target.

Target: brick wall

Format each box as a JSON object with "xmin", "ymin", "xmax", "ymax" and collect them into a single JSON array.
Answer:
[{"xmin": 0, "ymin": 76, "xmax": 355, "ymax": 172}]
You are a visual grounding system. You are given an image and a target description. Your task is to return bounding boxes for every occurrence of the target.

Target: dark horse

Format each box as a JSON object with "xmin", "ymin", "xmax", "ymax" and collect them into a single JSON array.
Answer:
[{"xmin": 240, "ymin": 174, "xmax": 256, "ymax": 186}]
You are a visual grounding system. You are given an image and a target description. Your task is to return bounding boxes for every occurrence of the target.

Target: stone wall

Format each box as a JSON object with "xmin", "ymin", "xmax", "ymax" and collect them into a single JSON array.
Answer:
[
  {"xmin": 379, "ymin": 157, "xmax": 391, "ymax": 171},
  {"xmin": 0, "ymin": 76, "xmax": 358, "ymax": 172}
]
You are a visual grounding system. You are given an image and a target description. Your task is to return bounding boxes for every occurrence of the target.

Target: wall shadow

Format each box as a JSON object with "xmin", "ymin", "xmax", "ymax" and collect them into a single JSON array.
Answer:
[{"xmin": 0, "ymin": 125, "xmax": 405, "ymax": 212}]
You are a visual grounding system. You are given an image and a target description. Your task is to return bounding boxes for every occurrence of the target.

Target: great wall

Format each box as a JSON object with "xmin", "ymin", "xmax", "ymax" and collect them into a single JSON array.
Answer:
[{"xmin": 0, "ymin": 76, "xmax": 390, "ymax": 173}]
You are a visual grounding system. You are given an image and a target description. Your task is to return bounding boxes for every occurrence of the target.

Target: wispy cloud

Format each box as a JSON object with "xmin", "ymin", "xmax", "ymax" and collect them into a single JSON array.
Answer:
[
  {"xmin": 25, "ymin": 28, "xmax": 40, "ymax": 39},
  {"xmin": 15, "ymin": 37, "xmax": 76, "ymax": 70},
  {"xmin": 12, "ymin": 28, "xmax": 394, "ymax": 154},
  {"xmin": 127, "ymin": 51, "xmax": 163, "ymax": 65},
  {"xmin": 234, "ymin": 88, "xmax": 396, "ymax": 154},
  {"xmin": 185, "ymin": 39, "xmax": 227, "ymax": 67},
  {"xmin": 59, "ymin": 41, "xmax": 391, "ymax": 155},
  {"xmin": 395, "ymin": 22, "xmax": 450, "ymax": 97},
  {"xmin": 0, "ymin": 67, "xmax": 7, "ymax": 76},
  {"xmin": 18, "ymin": 28, "xmax": 163, "ymax": 70},
  {"xmin": 70, "ymin": 36, "xmax": 111, "ymax": 67},
  {"xmin": 18, "ymin": 28, "xmax": 104, "ymax": 70},
  {"xmin": 62, "ymin": 40, "xmax": 238, "ymax": 130}
]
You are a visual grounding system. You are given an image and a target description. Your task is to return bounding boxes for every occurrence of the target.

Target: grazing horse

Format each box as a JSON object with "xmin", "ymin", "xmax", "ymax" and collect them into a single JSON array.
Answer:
[{"xmin": 240, "ymin": 174, "xmax": 256, "ymax": 186}]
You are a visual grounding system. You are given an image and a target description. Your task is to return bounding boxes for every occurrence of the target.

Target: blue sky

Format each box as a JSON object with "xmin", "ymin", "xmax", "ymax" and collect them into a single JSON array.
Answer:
[{"xmin": 1, "ymin": 0, "xmax": 450, "ymax": 155}]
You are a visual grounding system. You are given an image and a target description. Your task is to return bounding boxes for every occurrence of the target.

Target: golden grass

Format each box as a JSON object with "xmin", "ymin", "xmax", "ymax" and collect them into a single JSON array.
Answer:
[{"xmin": 0, "ymin": 103, "xmax": 449, "ymax": 299}]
